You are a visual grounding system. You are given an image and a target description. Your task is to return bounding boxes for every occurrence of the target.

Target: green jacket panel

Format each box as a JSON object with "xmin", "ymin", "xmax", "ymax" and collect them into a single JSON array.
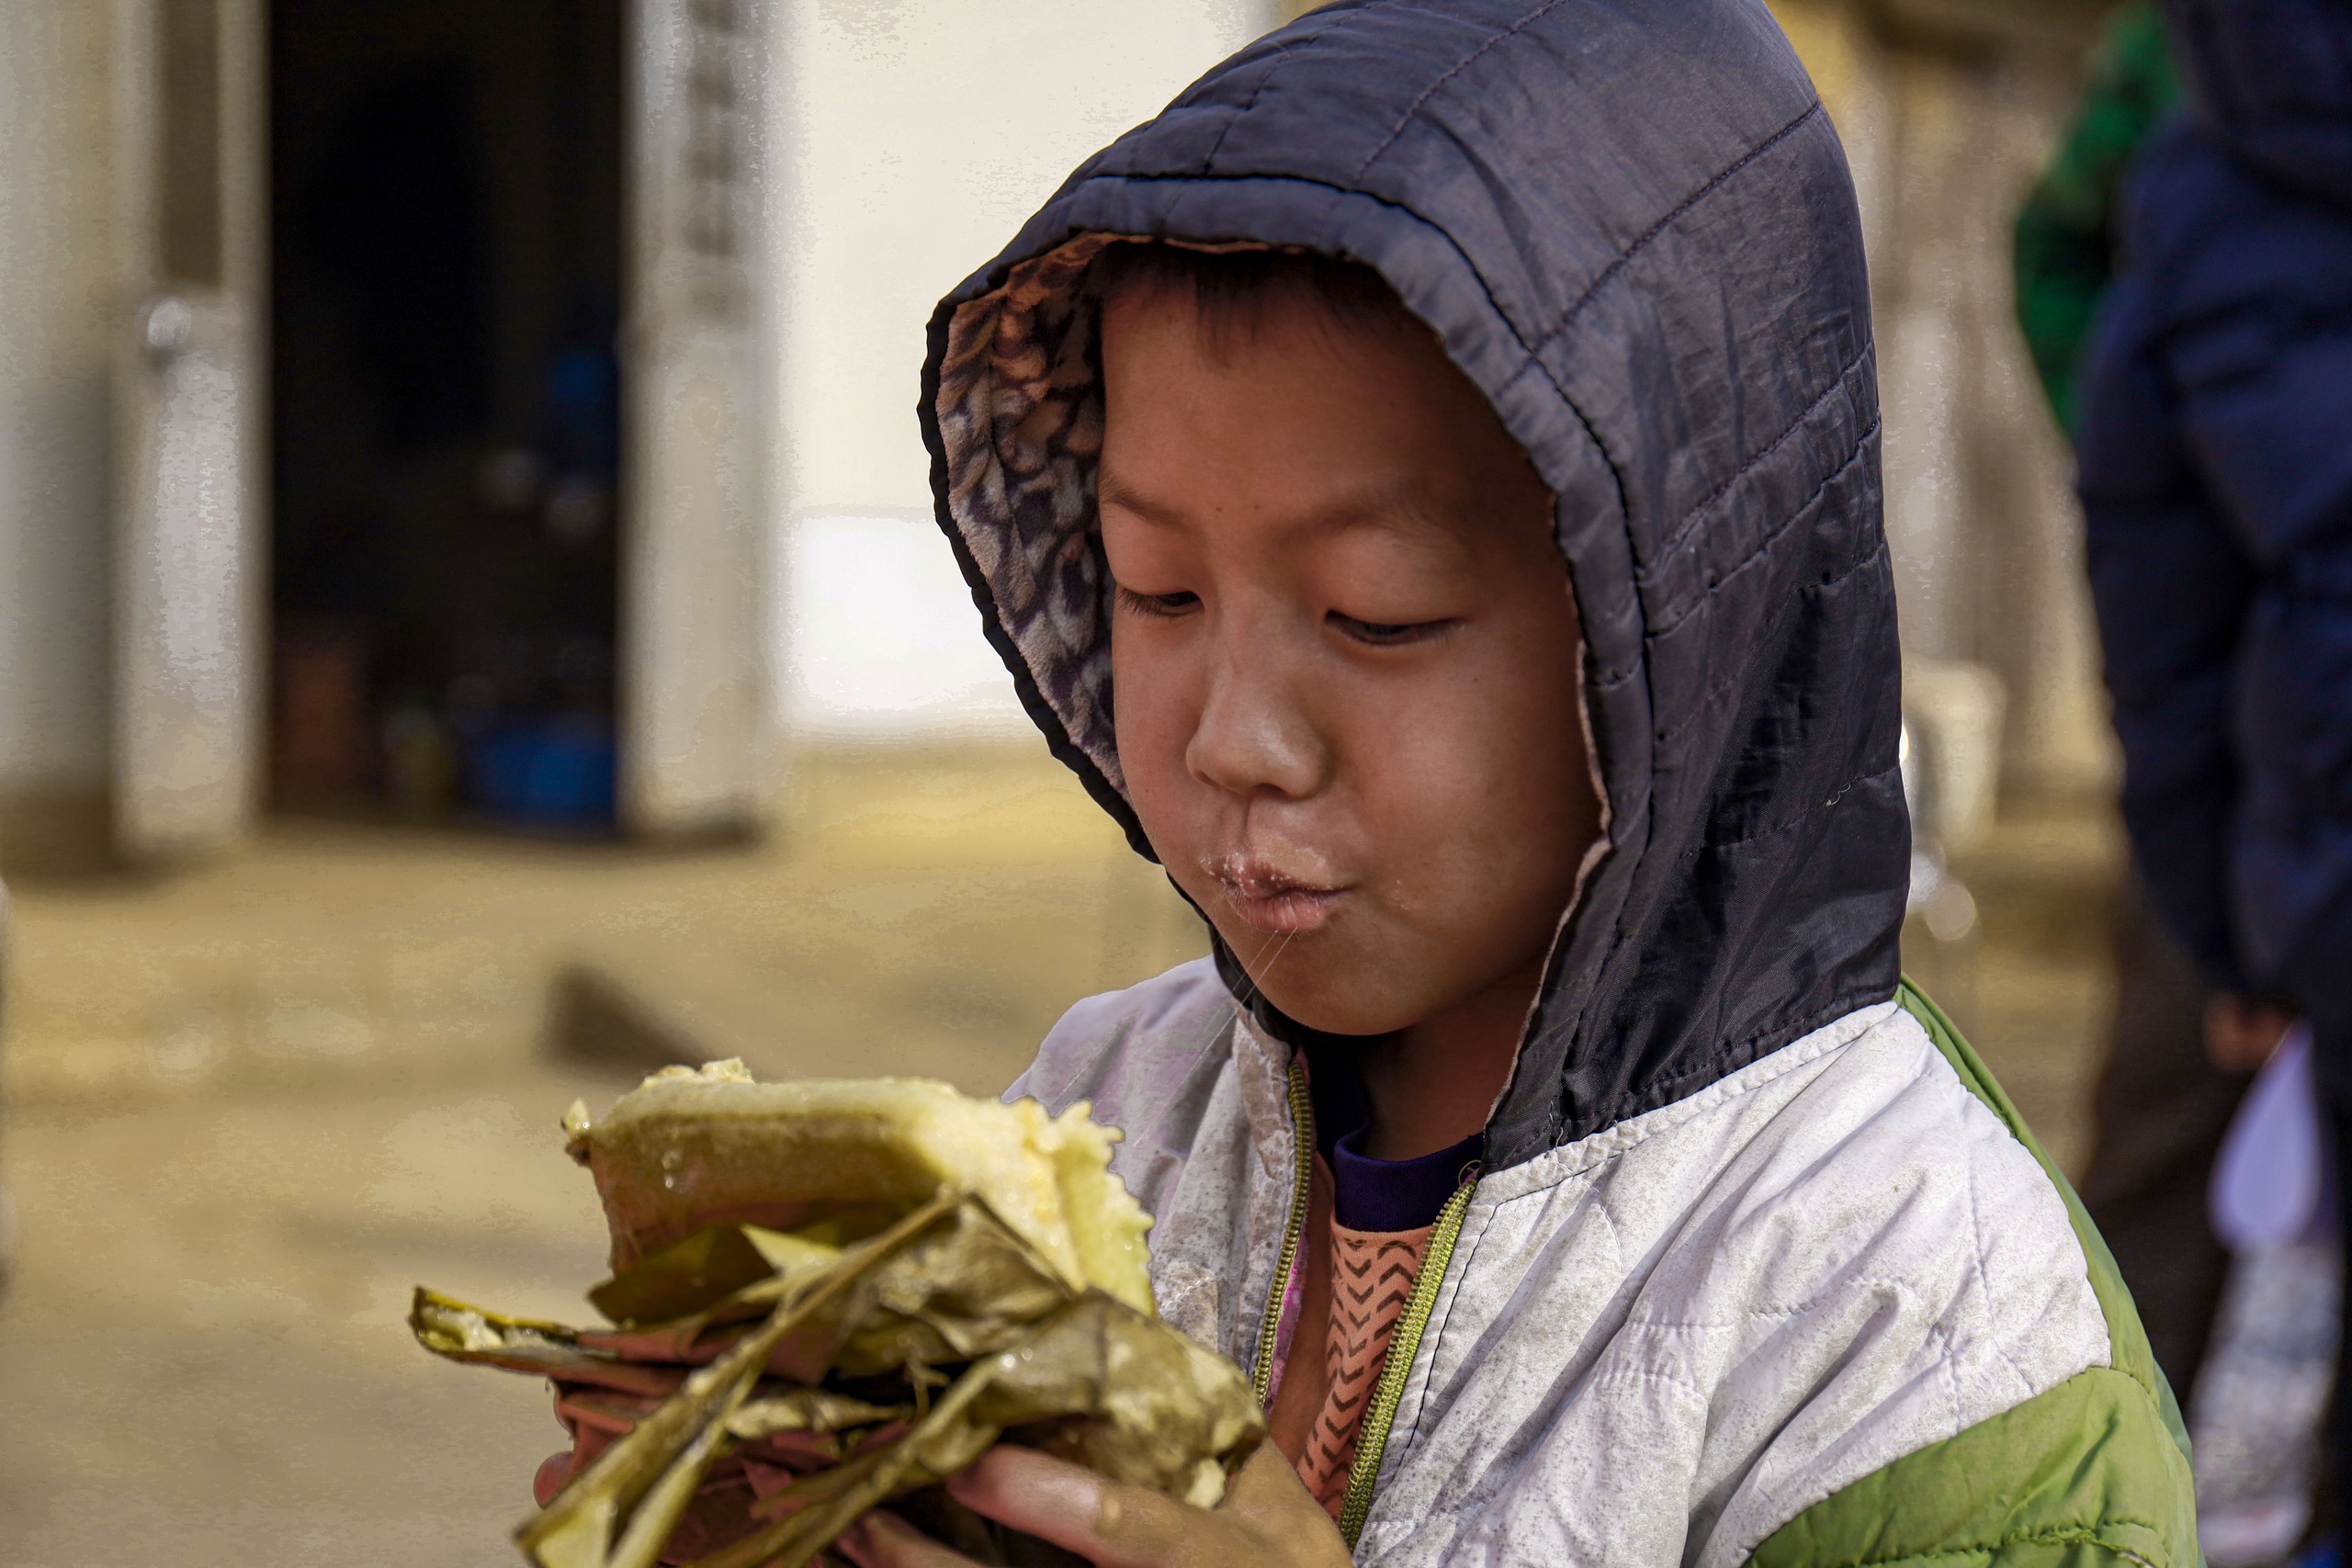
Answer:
[{"xmin": 1747, "ymin": 984, "xmax": 2199, "ymax": 1568}]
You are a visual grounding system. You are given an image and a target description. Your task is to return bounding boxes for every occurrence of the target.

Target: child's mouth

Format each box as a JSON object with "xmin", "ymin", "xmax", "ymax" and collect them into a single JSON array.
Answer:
[{"xmin": 1206, "ymin": 856, "xmax": 1346, "ymax": 935}]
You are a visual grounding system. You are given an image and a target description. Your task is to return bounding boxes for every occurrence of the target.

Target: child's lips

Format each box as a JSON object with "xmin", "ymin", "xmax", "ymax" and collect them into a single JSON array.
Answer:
[
  {"xmin": 1225, "ymin": 884, "xmax": 1345, "ymax": 935},
  {"xmin": 1207, "ymin": 857, "xmax": 1348, "ymax": 935}
]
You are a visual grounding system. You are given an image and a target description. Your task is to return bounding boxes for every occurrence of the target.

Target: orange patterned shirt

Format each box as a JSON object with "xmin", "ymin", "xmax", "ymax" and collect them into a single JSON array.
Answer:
[{"xmin": 1294, "ymin": 1216, "xmax": 1434, "ymax": 1516}]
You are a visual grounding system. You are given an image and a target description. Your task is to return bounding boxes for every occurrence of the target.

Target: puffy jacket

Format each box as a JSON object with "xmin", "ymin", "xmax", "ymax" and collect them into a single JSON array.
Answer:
[
  {"xmin": 922, "ymin": 2, "xmax": 2198, "ymax": 1561},
  {"xmin": 2076, "ymin": 0, "xmax": 2352, "ymax": 1038}
]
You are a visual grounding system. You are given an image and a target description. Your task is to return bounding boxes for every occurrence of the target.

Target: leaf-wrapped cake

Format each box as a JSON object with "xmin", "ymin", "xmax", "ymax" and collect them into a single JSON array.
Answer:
[{"xmin": 413, "ymin": 1062, "xmax": 1264, "ymax": 1568}]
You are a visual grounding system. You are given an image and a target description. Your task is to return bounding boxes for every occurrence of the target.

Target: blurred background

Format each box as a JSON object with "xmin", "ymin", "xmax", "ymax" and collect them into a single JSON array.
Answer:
[{"xmin": 0, "ymin": 0, "xmax": 2187, "ymax": 1561}]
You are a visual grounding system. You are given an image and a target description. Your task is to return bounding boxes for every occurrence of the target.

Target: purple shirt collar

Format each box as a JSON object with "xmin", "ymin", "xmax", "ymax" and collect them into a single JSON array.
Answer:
[{"xmin": 1306, "ymin": 1047, "xmax": 1484, "ymax": 1234}]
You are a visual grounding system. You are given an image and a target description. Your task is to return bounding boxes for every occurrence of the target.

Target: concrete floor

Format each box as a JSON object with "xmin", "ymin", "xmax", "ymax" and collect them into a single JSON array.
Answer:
[
  {"xmin": 2, "ymin": 1067, "xmax": 628, "ymax": 1566},
  {"xmin": 0, "ymin": 749, "xmax": 2125, "ymax": 1564}
]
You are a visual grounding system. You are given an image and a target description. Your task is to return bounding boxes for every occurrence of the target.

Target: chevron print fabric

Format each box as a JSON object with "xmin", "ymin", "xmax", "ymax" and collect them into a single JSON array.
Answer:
[{"xmin": 1297, "ymin": 1219, "xmax": 1434, "ymax": 1517}]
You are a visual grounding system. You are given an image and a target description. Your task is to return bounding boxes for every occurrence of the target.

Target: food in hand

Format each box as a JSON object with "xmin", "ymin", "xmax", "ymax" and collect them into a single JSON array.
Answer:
[{"xmin": 412, "ymin": 1061, "xmax": 1264, "ymax": 1568}]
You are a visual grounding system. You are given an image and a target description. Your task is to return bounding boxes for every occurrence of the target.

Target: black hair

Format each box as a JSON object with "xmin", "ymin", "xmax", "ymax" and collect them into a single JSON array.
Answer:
[{"xmin": 1084, "ymin": 242, "xmax": 1420, "ymax": 361}]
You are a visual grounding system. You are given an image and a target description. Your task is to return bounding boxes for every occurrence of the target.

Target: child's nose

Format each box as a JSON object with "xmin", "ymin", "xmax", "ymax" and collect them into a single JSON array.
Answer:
[{"xmin": 1184, "ymin": 644, "xmax": 1331, "ymax": 801}]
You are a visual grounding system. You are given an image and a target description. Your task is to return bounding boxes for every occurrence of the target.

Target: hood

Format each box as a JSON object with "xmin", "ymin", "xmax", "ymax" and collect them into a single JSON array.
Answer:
[
  {"xmin": 920, "ymin": 0, "xmax": 1904, "ymax": 1168},
  {"xmin": 2167, "ymin": 0, "xmax": 2352, "ymax": 208}
]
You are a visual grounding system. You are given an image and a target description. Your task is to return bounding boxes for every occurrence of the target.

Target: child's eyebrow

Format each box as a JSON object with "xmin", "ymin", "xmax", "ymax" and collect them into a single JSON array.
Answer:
[
  {"xmin": 1098, "ymin": 468, "xmax": 1468, "ymax": 550},
  {"xmin": 1094, "ymin": 469, "xmax": 1185, "ymax": 529},
  {"xmin": 1307, "ymin": 479, "xmax": 1466, "ymax": 547}
]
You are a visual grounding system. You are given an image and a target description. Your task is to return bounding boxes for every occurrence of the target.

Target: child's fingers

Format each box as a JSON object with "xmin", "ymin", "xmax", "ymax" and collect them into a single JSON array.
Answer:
[
  {"xmin": 1219, "ymin": 1439, "xmax": 1316, "ymax": 1512},
  {"xmin": 941, "ymin": 1443, "xmax": 1353, "ymax": 1568},
  {"xmin": 835, "ymin": 1510, "xmax": 985, "ymax": 1568},
  {"xmin": 532, "ymin": 1450, "xmax": 571, "ymax": 1508},
  {"xmin": 945, "ymin": 1447, "xmax": 1203, "ymax": 1568},
  {"xmin": 1211, "ymin": 1443, "xmax": 1356, "ymax": 1563}
]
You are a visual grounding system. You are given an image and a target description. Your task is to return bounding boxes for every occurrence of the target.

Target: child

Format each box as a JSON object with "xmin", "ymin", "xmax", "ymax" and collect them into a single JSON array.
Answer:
[{"xmin": 851, "ymin": 1, "xmax": 2198, "ymax": 1562}]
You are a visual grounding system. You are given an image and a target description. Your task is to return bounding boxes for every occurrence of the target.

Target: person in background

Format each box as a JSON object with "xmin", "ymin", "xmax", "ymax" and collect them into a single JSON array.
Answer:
[
  {"xmin": 2014, "ymin": 1, "xmax": 2256, "ymax": 1408},
  {"xmin": 2015, "ymin": 0, "xmax": 2181, "ymax": 434},
  {"xmin": 2074, "ymin": 0, "xmax": 2352, "ymax": 1536}
]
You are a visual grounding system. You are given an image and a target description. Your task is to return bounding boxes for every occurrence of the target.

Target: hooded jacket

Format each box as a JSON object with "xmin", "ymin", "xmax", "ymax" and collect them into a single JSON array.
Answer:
[
  {"xmin": 921, "ymin": 2, "xmax": 2195, "ymax": 1562},
  {"xmin": 2077, "ymin": 0, "xmax": 2352, "ymax": 1051}
]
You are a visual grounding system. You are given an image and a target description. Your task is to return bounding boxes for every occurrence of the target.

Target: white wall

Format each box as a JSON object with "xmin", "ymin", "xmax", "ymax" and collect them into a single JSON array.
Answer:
[
  {"xmin": 0, "ymin": 1, "xmax": 1285, "ymax": 817},
  {"xmin": 0, "ymin": 7, "xmax": 119, "ymax": 793},
  {"xmin": 767, "ymin": 0, "xmax": 1273, "ymax": 740}
]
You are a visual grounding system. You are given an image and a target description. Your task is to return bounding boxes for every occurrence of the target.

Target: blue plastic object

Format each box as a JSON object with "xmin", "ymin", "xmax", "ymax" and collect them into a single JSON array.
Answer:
[{"xmin": 465, "ymin": 714, "xmax": 616, "ymax": 829}]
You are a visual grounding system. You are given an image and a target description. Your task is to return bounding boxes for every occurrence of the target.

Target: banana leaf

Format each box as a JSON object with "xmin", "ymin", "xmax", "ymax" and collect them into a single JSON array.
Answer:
[
  {"xmin": 589, "ymin": 1224, "xmax": 845, "ymax": 1328},
  {"xmin": 567, "ymin": 1196, "xmax": 1076, "ymax": 1382},
  {"xmin": 511, "ymin": 1192, "xmax": 965, "ymax": 1568},
  {"xmin": 413, "ymin": 1289, "xmax": 685, "ymax": 1400},
  {"xmin": 725, "ymin": 1389, "xmax": 907, "ymax": 1439},
  {"xmin": 970, "ymin": 1291, "xmax": 1262, "ymax": 1508},
  {"xmin": 414, "ymin": 1070, "xmax": 1264, "ymax": 1568},
  {"xmin": 697, "ymin": 1292, "xmax": 1261, "ymax": 1568}
]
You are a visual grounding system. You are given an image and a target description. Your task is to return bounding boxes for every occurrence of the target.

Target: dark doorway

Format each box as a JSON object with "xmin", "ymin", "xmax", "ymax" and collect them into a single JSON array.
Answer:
[{"xmin": 269, "ymin": 0, "xmax": 625, "ymax": 830}]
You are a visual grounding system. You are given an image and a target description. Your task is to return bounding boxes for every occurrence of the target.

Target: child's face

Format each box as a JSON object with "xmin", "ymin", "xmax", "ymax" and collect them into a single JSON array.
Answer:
[{"xmin": 1100, "ymin": 279, "xmax": 1600, "ymax": 1041}]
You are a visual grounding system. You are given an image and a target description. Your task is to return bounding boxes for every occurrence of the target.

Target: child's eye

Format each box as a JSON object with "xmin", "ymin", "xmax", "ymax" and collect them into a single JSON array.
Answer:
[
  {"xmin": 1329, "ymin": 610, "xmax": 1452, "ymax": 646},
  {"xmin": 1114, "ymin": 585, "xmax": 1201, "ymax": 619}
]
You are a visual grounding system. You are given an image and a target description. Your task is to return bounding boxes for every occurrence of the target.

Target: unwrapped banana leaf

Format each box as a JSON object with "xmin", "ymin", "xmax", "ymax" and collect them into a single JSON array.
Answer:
[
  {"xmin": 687, "ymin": 1291, "xmax": 1261, "ymax": 1568},
  {"xmin": 587, "ymin": 1223, "xmax": 846, "ymax": 1329},
  {"xmin": 567, "ymin": 1195, "xmax": 1082, "ymax": 1381},
  {"xmin": 501, "ymin": 1193, "xmax": 971, "ymax": 1568},
  {"xmin": 417, "ymin": 1192, "xmax": 1261, "ymax": 1568},
  {"xmin": 411, "ymin": 1067, "xmax": 1262, "ymax": 1568},
  {"xmin": 413, "ymin": 1290, "xmax": 687, "ymax": 1400}
]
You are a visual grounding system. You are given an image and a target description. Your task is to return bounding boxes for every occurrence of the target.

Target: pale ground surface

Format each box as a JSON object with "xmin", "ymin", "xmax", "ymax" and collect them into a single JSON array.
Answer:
[
  {"xmin": 0, "ymin": 748, "xmax": 2118, "ymax": 1565},
  {"xmin": 1915, "ymin": 796, "xmax": 2131, "ymax": 1177},
  {"xmin": 0, "ymin": 746, "xmax": 1206, "ymax": 1566}
]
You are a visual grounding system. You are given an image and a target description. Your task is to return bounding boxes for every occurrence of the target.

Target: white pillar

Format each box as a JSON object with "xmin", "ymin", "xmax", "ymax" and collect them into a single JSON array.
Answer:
[
  {"xmin": 109, "ymin": 0, "xmax": 268, "ymax": 861},
  {"xmin": 764, "ymin": 0, "xmax": 1268, "ymax": 748}
]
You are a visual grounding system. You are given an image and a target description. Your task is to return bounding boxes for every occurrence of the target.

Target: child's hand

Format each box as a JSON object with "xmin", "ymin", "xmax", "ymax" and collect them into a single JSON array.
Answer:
[{"xmin": 836, "ymin": 1442, "xmax": 1354, "ymax": 1568}]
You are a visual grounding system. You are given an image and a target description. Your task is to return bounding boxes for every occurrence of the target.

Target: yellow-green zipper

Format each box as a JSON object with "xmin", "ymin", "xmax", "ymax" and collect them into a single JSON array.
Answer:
[
  {"xmin": 1337, "ymin": 1171, "xmax": 1476, "ymax": 1549},
  {"xmin": 1251, "ymin": 1057, "xmax": 1317, "ymax": 1407},
  {"xmin": 1250, "ymin": 1054, "xmax": 1479, "ymax": 1551}
]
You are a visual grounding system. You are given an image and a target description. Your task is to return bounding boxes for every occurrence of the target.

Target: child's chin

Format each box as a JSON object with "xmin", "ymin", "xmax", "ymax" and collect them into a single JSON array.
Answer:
[{"xmin": 1248, "ymin": 967, "xmax": 1416, "ymax": 1041}]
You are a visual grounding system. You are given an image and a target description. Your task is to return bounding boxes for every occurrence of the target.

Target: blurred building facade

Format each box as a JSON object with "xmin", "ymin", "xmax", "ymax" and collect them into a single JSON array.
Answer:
[
  {"xmin": 0, "ymin": 0, "xmax": 1275, "ymax": 872},
  {"xmin": 0, "ymin": 0, "xmax": 2118, "ymax": 875},
  {"xmin": 1774, "ymin": 0, "xmax": 2124, "ymax": 850}
]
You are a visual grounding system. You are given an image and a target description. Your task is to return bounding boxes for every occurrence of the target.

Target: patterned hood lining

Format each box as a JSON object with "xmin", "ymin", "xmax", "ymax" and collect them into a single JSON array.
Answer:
[
  {"xmin": 937, "ymin": 233, "xmax": 1310, "ymax": 820},
  {"xmin": 935, "ymin": 232, "xmax": 1127, "ymax": 803}
]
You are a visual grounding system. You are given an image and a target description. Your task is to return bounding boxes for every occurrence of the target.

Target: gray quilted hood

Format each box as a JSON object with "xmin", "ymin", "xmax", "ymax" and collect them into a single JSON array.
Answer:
[{"xmin": 919, "ymin": 0, "xmax": 1905, "ymax": 1170}]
